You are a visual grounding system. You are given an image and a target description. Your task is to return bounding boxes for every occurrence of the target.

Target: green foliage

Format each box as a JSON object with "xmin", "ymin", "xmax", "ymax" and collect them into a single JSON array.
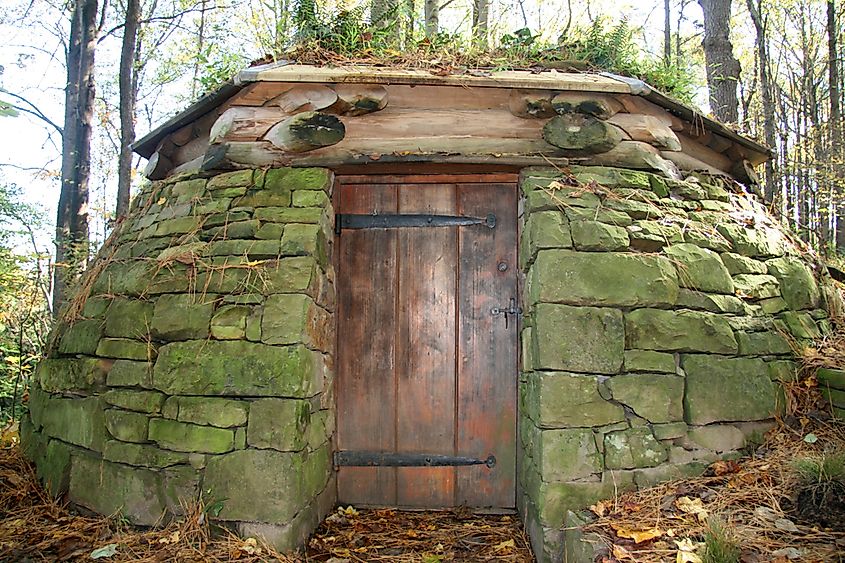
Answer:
[
  {"xmin": 0, "ymin": 182, "xmax": 50, "ymax": 424},
  {"xmin": 283, "ymin": 13, "xmax": 697, "ymax": 105},
  {"xmin": 793, "ymin": 452, "xmax": 845, "ymax": 484},
  {"xmin": 702, "ymin": 516, "xmax": 741, "ymax": 563}
]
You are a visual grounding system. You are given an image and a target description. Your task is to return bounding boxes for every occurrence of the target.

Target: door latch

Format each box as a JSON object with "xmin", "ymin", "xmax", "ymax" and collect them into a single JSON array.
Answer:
[{"xmin": 491, "ymin": 298, "xmax": 522, "ymax": 329}]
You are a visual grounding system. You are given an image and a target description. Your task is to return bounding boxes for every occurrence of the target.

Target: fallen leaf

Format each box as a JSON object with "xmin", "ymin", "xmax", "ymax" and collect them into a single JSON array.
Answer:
[
  {"xmin": 494, "ymin": 539, "xmax": 515, "ymax": 552},
  {"xmin": 590, "ymin": 499, "xmax": 612, "ymax": 517},
  {"xmin": 611, "ymin": 523, "xmax": 664, "ymax": 543},
  {"xmin": 90, "ymin": 544, "xmax": 118, "ymax": 559},
  {"xmin": 675, "ymin": 496, "xmax": 708, "ymax": 522},
  {"xmin": 709, "ymin": 460, "xmax": 741, "ymax": 475},
  {"xmin": 612, "ymin": 544, "xmax": 635, "ymax": 560},
  {"xmin": 676, "ymin": 552, "xmax": 702, "ymax": 563},
  {"xmin": 157, "ymin": 531, "xmax": 180, "ymax": 544},
  {"xmin": 772, "ymin": 547, "xmax": 803, "ymax": 560},
  {"xmin": 803, "ymin": 433, "xmax": 818, "ymax": 444}
]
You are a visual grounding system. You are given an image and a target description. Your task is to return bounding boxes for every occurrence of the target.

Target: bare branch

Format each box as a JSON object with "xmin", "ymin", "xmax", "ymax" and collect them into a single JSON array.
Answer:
[{"xmin": 0, "ymin": 90, "xmax": 63, "ymax": 136}]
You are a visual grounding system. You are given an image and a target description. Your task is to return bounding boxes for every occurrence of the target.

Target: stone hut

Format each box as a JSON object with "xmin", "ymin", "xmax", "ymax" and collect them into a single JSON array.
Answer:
[{"xmin": 21, "ymin": 63, "xmax": 841, "ymax": 562}]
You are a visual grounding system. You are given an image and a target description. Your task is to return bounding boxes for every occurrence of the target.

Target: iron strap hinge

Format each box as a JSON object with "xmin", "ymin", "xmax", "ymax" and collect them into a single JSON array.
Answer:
[
  {"xmin": 334, "ymin": 451, "xmax": 496, "ymax": 469},
  {"xmin": 336, "ymin": 213, "xmax": 496, "ymax": 234}
]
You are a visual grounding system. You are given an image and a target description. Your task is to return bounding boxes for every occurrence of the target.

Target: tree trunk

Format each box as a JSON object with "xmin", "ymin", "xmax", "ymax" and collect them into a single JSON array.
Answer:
[
  {"xmin": 664, "ymin": 0, "xmax": 672, "ymax": 65},
  {"xmin": 746, "ymin": 0, "xmax": 777, "ymax": 204},
  {"xmin": 54, "ymin": 0, "xmax": 98, "ymax": 315},
  {"xmin": 472, "ymin": 0, "xmax": 489, "ymax": 48},
  {"xmin": 828, "ymin": 1, "xmax": 845, "ymax": 251},
  {"xmin": 698, "ymin": 0, "xmax": 741, "ymax": 124},
  {"xmin": 424, "ymin": 0, "xmax": 438, "ymax": 37},
  {"xmin": 116, "ymin": 0, "xmax": 141, "ymax": 218}
]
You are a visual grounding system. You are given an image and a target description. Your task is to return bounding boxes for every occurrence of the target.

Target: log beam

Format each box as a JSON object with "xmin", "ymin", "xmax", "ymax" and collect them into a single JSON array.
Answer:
[{"xmin": 263, "ymin": 111, "xmax": 346, "ymax": 153}]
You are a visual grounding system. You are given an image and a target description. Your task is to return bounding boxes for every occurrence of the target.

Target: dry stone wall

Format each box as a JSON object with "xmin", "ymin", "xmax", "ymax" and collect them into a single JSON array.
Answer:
[
  {"xmin": 518, "ymin": 166, "xmax": 839, "ymax": 563},
  {"xmin": 21, "ymin": 166, "xmax": 336, "ymax": 550}
]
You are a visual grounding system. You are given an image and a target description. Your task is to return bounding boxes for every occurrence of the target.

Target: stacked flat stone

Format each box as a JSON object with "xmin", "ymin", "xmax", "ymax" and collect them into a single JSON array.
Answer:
[
  {"xmin": 22, "ymin": 167, "xmax": 335, "ymax": 548},
  {"xmin": 518, "ymin": 166, "xmax": 839, "ymax": 561},
  {"xmin": 817, "ymin": 368, "xmax": 845, "ymax": 418}
]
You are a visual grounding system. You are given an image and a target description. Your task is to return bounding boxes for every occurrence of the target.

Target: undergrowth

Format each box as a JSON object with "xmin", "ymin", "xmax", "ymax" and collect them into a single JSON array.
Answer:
[{"xmin": 247, "ymin": 0, "xmax": 699, "ymax": 105}]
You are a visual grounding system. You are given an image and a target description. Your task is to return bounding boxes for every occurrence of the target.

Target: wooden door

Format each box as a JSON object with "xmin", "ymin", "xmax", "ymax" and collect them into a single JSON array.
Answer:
[{"xmin": 335, "ymin": 175, "xmax": 518, "ymax": 510}]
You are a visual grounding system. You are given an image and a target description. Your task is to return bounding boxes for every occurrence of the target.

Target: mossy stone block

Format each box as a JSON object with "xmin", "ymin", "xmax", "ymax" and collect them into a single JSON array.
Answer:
[
  {"xmin": 721, "ymin": 252, "xmax": 767, "ymax": 275},
  {"xmin": 682, "ymin": 354, "xmax": 779, "ymax": 424},
  {"xmin": 292, "ymin": 190, "xmax": 330, "ymax": 207},
  {"xmin": 280, "ymin": 223, "xmax": 327, "ymax": 265},
  {"xmin": 675, "ymin": 289, "xmax": 744, "ymax": 313},
  {"xmin": 604, "ymin": 427, "xmax": 668, "ymax": 469},
  {"xmin": 148, "ymin": 419, "xmax": 234, "ymax": 454},
  {"xmin": 265, "ymin": 167, "xmax": 331, "ymax": 192},
  {"xmin": 776, "ymin": 311, "xmax": 821, "ymax": 339},
  {"xmin": 733, "ymin": 274, "xmax": 781, "ymax": 300},
  {"xmin": 40, "ymin": 396, "xmax": 108, "ymax": 451},
  {"xmin": 39, "ymin": 439, "xmax": 73, "ymax": 497},
  {"xmin": 256, "ymin": 222, "xmax": 285, "ymax": 240},
  {"xmin": 106, "ymin": 360, "xmax": 153, "ymax": 388},
  {"xmin": 262, "ymin": 294, "xmax": 331, "ymax": 350},
  {"xmin": 623, "ymin": 350, "xmax": 676, "ymax": 373},
  {"xmin": 208, "ymin": 170, "xmax": 255, "ymax": 190},
  {"xmin": 606, "ymin": 373, "xmax": 684, "ymax": 423},
  {"xmin": 528, "ymin": 250, "xmax": 679, "ymax": 307},
  {"xmin": 535, "ymin": 427, "xmax": 602, "ymax": 481},
  {"xmin": 520, "ymin": 211, "xmax": 572, "ymax": 268},
  {"xmin": 532, "ymin": 303, "xmax": 623, "ymax": 374},
  {"xmin": 104, "ymin": 298, "xmax": 154, "ymax": 339},
  {"xmin": 174, "ymin": 397, "xmax": 249, "ymax": 427},
  {"xmin": 96, "ymin": 338, "xmax": 155, "ymax": 361},
  {"xmin": 204, "ymin": 449, "xmax": 310, "ymax": 522},
  {"xmin": 58, "ymin": 319, "xmax": 103, "ymax": 355},
  {"xmin": 665, "ymin": 243, "xmax": 734, "ymax": 294},
  {"xmin": 569, "ymin": 221, "xmax": 630, "ymax": 251},
  {"xmin": 171, "ymin": 179, "xmax": 207, "ymax": 203},
  {"xmin": 523, "ymin": 372, "xmax": 625, "ymax": 428},
  {"xmin": 736, "ymin": 331, "xmax": 792, "ymax": 356},
  {"xmin": 103, "ymin": 389, "xmax": 165, "ymax": 414},
  {"xmin": 91, "ymin": 261, "xmax": 152, "ymax": 296},
  {"xmin": 254, "ymin": 207, "xmax": 322, "ymax": 224},
  {"xmin": 37, "ymin": 357, "xmax": 110, "ymax": 393},
  {"xmin": 81, "ymin": 296, "xmax": 112, "ymax": 318},
  {"xmin": 103, "ymin": 440, "xmax": 189, "ymax": 468},
  {"xmin": 569, "ymin": 165, "xmax": 652, "ymax": 190},
  {"xmin": 105, "ymin": 409, "xmax": 149, "ymax": 443},
  {"xmin": 151, "ymin": 294, "xmax": 215, "ymax": 341},
  {"xmin": 766, "ymin": 257, "xmax": 820, "ymax": 310},
  {"xmin": 817, "ymin": 368, "xmax": 845, "ymax": 390},
  {"xmin": 247, "ymin": 398, "xmax": 310, "ymax": 451},
  {"xmin": 152, "ymin": 340, "xmax": 325, "ymax": 397},
  {"xmin": 210, "ymin": 305, "xmax": 250, "ymax": 340},
  {"xmin": 716, "ymin": 224, "xmax": 785, "ymax": 257},
  {"xmin": 625, "ymin": 308, "xmax": 737, "ymax": 354}
]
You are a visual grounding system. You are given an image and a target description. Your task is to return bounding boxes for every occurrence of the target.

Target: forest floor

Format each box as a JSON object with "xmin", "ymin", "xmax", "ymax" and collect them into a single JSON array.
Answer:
[{"xmin": 1, "ymin": 345, "xmax": 844, "ymax": 562}]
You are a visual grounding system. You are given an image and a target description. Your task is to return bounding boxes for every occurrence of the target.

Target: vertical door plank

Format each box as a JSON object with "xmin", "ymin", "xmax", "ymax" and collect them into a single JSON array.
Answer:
[
  {"xmin": 396, "ymin": 183, "xmax": 458, "ymax": 507},
  {"xmin": 456, "ymin": 183, "xmax": 518, "ymax": 508},
  {"xmin": 336, "ymin": 183, "xmax": 398, "ymax": 506}
]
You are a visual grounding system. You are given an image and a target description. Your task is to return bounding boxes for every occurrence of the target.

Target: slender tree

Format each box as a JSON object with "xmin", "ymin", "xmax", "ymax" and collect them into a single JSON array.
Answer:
[
  {"xmin": 664, "ymin": 0, "xmax": 672, "ymax": 65},
  {"xmin": 55, "ymin": 0, "xmax": 99, "ymax": 315},
  {"xmin": 424, "ymin": 0, "xmax": 438, "ymax": 37},
  {"xmin": 698, "ymin": 0, "xmax": 741, "ymax": 123},
  {"xmin": 746, "ymin": 0, "xmax": 777, "ymax": 203},
  {"xmin": 116, "ymin": 0, "xmax": 141, "ymax": 218},
  {"xmin": 472, "ymin": 0, "xmax": 489, "ymax": 48}
]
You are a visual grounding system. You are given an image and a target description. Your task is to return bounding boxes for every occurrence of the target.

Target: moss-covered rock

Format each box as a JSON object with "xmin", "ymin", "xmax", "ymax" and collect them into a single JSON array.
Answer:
[
  {"xmin": 664, "ymin": 243, "xmax": 734, "ymax": 294},
  {"xmin": 606, "ymin": 374, "xmax": 684, "ymax": 423},
  {"xmin": 523, "ymin": 372, "xmax": 625, "ymax": 428},
  {"xmin": 532, "ymin": 304, "xmax": 623, "ymax": 374},
  {"xmin": 625, "ymin": 308, "xmax": 737, "ymax": 354},
  {"xmin": 148, "ymin": 419, "xmax": 234, "ymax": 453}
]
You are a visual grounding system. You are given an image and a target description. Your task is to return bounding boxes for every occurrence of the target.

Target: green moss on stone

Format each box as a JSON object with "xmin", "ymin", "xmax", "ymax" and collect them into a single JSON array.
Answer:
[
  {"xmin": 682, "ymin": 355, "xmax": 779, "ymax": 424},
  {"xmin": 604, "ymin": 427, "xmax": 668, "ymax": 469},
  {"xmin": 103, "ymin": 389, "xmax": 165, "ymax": 413},
  {"xmin": 532, "ymin": 303, "xmax": 623, "ymax": 374},
  {"xmin": 247, "ymin": 398, "xmax": 310, "ymax": 451},
  {"xmin": 152, "ymin": 340, "xmax": 324, "ymax": 397},
  {"xmin": 148, "ymin": 419, "xmax": 234, "ymax": 453},
  {"xmin": 625, "ymin": 308, "xmax": 737, "ymax": 354},
  {"xmin": 522, "ymin": 371, "xmax": 625, "ymax": 428},
  {"xmin": 174, "ymin": 397, "xmax": 249, "ymax": 427},
  {"xmin": 528, "ymin": 250, "xmax": 679, "ymax": 307},
  {"xmin": 105, "ymin": 409, "xmax": 149, "ymax": 443},
  {"xmin": 151, "ymin": 294, "xmax": 215, "ymax": 341}
]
